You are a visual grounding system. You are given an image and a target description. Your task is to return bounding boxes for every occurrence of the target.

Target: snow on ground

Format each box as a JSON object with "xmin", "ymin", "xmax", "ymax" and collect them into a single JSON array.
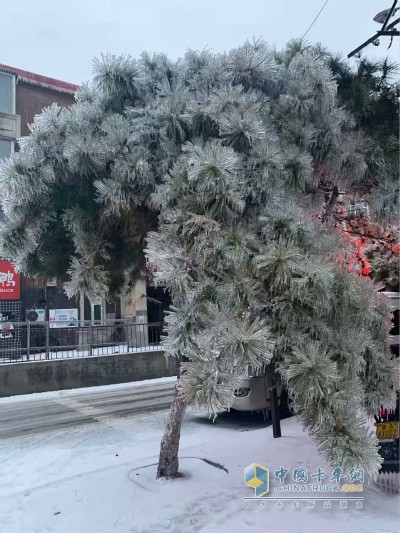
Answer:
[{"xmin": 0, "ymin": 402, "xmax": 398, "ymax": 533}]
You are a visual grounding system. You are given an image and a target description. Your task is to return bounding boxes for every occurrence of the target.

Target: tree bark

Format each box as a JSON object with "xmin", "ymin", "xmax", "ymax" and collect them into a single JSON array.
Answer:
[
  {"xmin": 156, "ymin": 383, "xmax": 188, "ymax": 479},
  {"xmin": 321, "ymin": 186, "xmax": 339, "ymax": 224}
]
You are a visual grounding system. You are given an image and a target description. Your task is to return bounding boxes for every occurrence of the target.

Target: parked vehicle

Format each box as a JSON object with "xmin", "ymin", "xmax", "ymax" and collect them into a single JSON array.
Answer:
[
  {"xmin": 232, "ymin": 365, "xmax": 293, "ymax": 416},
  {"xmin": 233, "ymin": 292, "xmax": 399, "ymax": 417}
]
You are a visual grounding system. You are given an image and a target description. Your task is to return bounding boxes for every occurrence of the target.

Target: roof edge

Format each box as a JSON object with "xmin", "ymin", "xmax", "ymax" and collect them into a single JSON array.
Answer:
[
  {"xmin": 0, "ymin": 63, "xmax": 79, "ymax": 95},
  {"xmin": 18, "ymin": 75, "xmax": 77, "ymax": 95},
  {"xmin": 0, "ymin": 66, "xmax": 18, "ymax": 78}
]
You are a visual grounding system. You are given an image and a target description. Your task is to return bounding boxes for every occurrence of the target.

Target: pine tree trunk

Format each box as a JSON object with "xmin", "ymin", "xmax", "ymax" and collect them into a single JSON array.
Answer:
[{"xmin": 156, "ymin": 384, "xmax": 187, "ymax": 479}]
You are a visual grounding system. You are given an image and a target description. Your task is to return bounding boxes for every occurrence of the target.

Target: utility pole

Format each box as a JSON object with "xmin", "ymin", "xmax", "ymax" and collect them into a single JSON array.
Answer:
[{"xmin": 348, "ymin": 1, "xmax": 399, "ymax": 58}]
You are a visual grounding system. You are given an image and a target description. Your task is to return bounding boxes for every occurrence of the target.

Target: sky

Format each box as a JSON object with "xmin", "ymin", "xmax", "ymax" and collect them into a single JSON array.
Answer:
[{"xmin": 1, "ymin": 0, "xmax": 399, "ymax": 84}]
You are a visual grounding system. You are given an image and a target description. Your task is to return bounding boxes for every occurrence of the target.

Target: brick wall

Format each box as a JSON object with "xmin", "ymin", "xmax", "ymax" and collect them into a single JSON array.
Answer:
[{"xmin": 16, "ymin": 81, "xmax": 75, "ymax": 136}]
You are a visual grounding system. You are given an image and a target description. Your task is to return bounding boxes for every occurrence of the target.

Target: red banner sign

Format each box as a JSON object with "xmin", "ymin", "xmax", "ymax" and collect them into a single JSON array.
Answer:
[{"xmin": 0, "ymin": 260, "xmax": 20, "ymax": 300}]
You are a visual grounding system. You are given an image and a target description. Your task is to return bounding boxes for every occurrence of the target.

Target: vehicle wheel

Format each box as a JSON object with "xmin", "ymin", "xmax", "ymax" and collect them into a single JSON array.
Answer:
[
  {"xmin": 286, "ymin": 394, "xmax": 296, "ymax": 415},
  {"xmin": 279, "ymin": 390, "xmax": 295, "ymax": 418}
]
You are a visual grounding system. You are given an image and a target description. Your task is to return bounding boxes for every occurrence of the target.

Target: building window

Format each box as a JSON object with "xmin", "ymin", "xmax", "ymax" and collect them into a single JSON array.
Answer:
[{"xmin": 0, "ymin": 72, "xmax": 16, "ymax": 114}]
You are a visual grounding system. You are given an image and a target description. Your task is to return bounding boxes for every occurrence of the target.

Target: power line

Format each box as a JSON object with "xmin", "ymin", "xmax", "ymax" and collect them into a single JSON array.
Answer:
[{"xmin": 301, "ymin": 0, "xmax": 329, "ymax": 40}]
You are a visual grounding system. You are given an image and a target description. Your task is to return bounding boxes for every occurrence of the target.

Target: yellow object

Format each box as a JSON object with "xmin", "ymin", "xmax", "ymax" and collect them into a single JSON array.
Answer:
[
  {"xmin": 244, "ymin": 463, "xmax": 269, "ymax": 497},
  {"xmin": 376, "ymin": 422, "xmax": 399, "ymax": 440}
]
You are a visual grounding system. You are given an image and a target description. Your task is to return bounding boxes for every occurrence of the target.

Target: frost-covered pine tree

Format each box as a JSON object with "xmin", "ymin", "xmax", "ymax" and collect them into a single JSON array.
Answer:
[
  {"xmin": 0, "ymin": 39, "xmax": 396, "ymax": 480},
  {"xmin": 146, "ymin": 41, "xmax": 397, "ymax": 478},
  {"xmin": 0, "ymin": 54, "xmax": 169, "ymax": 298},
  {"xmin": 328, "ymin": 52, "xmax": 399, "ymax": 221}
]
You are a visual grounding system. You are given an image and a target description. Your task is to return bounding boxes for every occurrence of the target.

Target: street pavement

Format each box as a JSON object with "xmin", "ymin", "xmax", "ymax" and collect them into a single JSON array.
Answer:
[{"xmin": 0, "ymin": 380, "xmax": 176, "ymax": 439}]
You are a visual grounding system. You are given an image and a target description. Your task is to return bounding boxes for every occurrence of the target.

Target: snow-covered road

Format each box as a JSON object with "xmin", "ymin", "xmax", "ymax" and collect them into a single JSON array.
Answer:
[
  {"xmin": 0, "ymin": 378, "xmax": 176, "ymax": 439},
  {"xmin": 0, "ymin": 381, "xmax": 398, "ymax": 533}
]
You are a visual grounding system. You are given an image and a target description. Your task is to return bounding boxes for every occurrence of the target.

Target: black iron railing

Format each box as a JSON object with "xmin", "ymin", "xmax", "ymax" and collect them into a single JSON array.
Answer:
[{"xmin": 0, "ymin": 320, "xmax": 164, "ymax": 363}]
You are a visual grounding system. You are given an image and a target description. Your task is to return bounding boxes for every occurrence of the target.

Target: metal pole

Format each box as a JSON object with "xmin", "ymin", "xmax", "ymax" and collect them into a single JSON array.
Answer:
[
  {"xmin": 270, "ymin": 386, "xmax": 282, "ymax": 438},
  {"xmin": 102, "ymin": 297, "xmax": 107, "ymax": 326},
  {"xmin": 26, "ymin": 321, "xmax": 30, "ymax": 361},
  {"xmin": 45, "ymin": 321, "xmax": 50, "ymax": 360},
  {"xmin": 88, "ymin": 323, "xmax": 93, "ymax": 356},
  {"xmin": 381, "ymin": 0, "xmax": 398, "ymax": 31},
  {"xmin": 89, "ymin": 302, "xmax": 95, "ymax": 355},
  {"xmin": 79, "ymin": 292, "xmax": 85, "ymax": 323},
  {"xmin": 126, "ymin": 317, "xmax": 132, "ymax": 352},
  {"xmin": 348, "ymin": 17, "xmax": 400, "ymax": 58},
  {"xmin": 79, "ymin": 292, "xmax": 85, "ymax": 353},
  {"xmin": 266, "ymin": 372, "xmax": 282, "ymax": 438}
]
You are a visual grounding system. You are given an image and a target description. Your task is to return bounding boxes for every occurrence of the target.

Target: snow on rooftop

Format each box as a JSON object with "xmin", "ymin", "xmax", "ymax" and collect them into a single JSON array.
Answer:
[{"xmin": 0, "ymin": 63, "xmax": 79, "ymax": 95}]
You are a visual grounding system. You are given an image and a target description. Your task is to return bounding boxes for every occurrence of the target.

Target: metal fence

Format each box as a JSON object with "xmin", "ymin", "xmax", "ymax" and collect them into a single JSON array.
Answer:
[{"xmin": 0, "ymin": 320, "xmax": 164, "ymax": 363}]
